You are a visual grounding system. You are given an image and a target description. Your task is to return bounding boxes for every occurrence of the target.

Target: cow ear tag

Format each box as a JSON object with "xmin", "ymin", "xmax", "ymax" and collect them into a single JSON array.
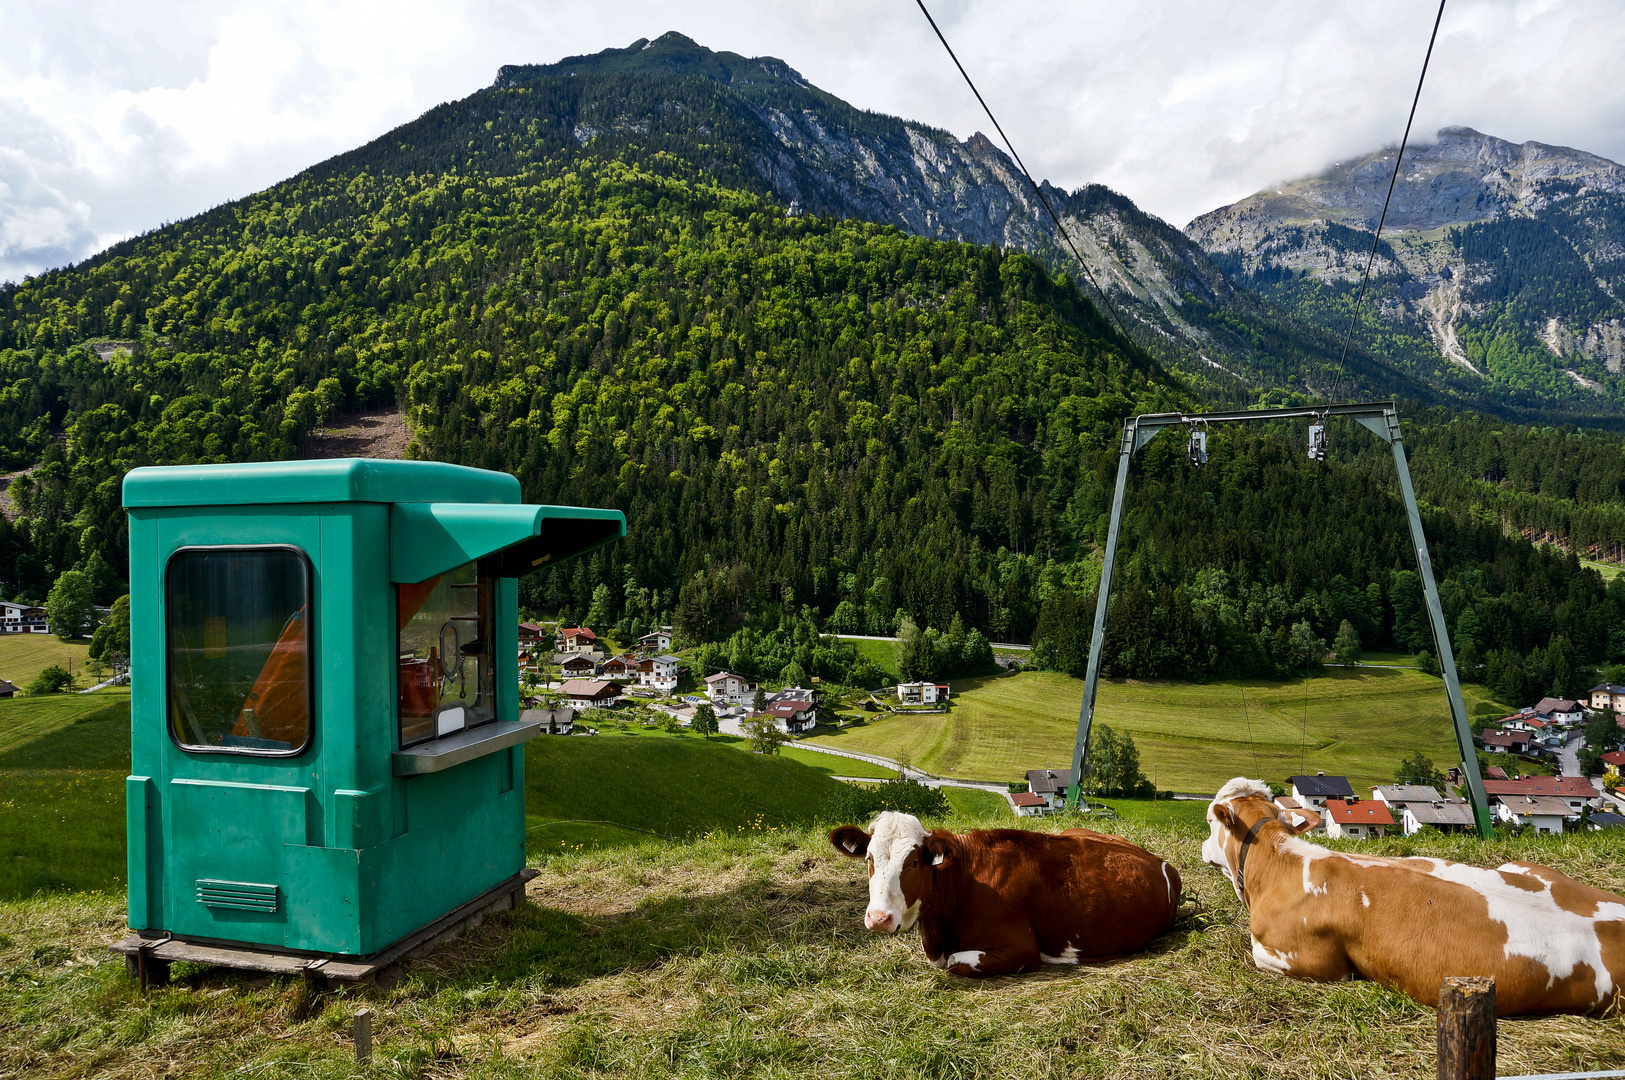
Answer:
[{"xmin": 931, "ymin": 853, "xmax": 946, "ymax": 866}]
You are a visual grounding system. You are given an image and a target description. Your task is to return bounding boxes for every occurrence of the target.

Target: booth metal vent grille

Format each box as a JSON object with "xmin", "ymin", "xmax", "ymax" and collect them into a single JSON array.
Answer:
[{"xmin": 196, "ymin": 879, "xmax": 280, "ymax": 913}]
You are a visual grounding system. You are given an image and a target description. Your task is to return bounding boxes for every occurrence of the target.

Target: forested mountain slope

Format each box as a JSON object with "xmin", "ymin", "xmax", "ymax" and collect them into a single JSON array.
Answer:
[
  {"xmin": 3, "ymin": 38, "xmax": 1625, "ymax": 699},
  {"xmin": 1189, "ymin": 127, "xmax": 1625, "ymax": 412}
]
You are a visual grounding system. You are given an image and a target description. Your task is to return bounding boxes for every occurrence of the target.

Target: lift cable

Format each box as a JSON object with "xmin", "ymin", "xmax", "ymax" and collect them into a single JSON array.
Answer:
[
  {"xmin": 913, "ymin": 0, "xmax": 1143, "ymax": 359},
  {"xmin": 1327, "ymin": 0, "xmax": 1448, "ymax": 403}
]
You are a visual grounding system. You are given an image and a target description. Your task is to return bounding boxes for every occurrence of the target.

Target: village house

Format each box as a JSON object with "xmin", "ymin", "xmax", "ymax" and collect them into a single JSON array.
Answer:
[
  {"xmin": 0, "ymin": 601, "xmax": 49, "ymax": 634},
  {"xmin": 1010, "ymin": 792, "xmax": 1048, "ymax": 817},
  {"xmin": 1322, "ymin": 797, "xmax": 1394, "ymax": 840},
  {"xmin": 1289, "ymin": 773, "xmax": 1355, "ymax": 811},
  {"xmin": 600, "ymin": 654, "xmax": 640, "ymax": 680},
  {"xmin": 1588, "ymin": 811, "xmax": 1625, "ymax": 830},
  {"xmin": 557, "ymin": 627, "xmax": 598, "ymax": 654},
  {"xmin": 636, "ymin": 630, "xmax": 673, "ymax": 655},
  {"xmin": 1499, "ymin": 710, "xmax": 1552, "ymax": 735},
  {"xmin": 705, "ymin": 671, "xmax": 759, "ymax": 706},
  {"xmin": 1372, "ymin": 784, "xmax": 1477, "ymax": 835},
  {"xmin": 1025, "ymin": 769, "xmax": 1073, "ymax": 812},
  {"xmin": 763, "ymin": 687, "xmax": 820, "ymax": 734},
  {"xmin": 1482, "ymin": 776, "xmax": 1599, "ymax": 822},
  {"xmin": 521, "ymin": 707, "xmax": 575, "ymax": 735},
  {"xmin": 1589, "ymin": 683, "xmax": 1625, "ymax": 712},
  {"xmin": 558, "ymin": 654, "xmax": 599, "ymax": 679},
  {"xmin": 1481, "ymin": 729, "xmax": 1531, "ymax": 755},
  {"xmin": 896, "ymin": 681, "xmax": 950, "ymax": 705},
  {"xmin": 1533, "ymin": 697, "xmax": 1585, "ymax": 727},
  {"xmin": 0, "ymin": 678, "xmax": 19, "ymax": 698},
  {"xmin": 1496, "ymin": 794, "xmax": 1572, "ymax": 834},
  {"xmin": 1597, "ymin": 750, "xmax": 1625, "ymax": 773},
  {"xmin": 558, "ymin": 679, "xmax": 621, "ymax": 709},
  {"xmin": 517, "ymin": 622, "xmax": 546, "ymax": 647},
  {"xmin": 638, "ymin": 654, "xmax": 681, "ymax": 693}
]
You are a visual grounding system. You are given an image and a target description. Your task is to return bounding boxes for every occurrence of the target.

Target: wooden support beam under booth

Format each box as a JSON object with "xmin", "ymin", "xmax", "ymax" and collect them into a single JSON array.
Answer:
[{"xmin": 1065, "ymin": 401, "xmax": 1493, "ymax": 838}]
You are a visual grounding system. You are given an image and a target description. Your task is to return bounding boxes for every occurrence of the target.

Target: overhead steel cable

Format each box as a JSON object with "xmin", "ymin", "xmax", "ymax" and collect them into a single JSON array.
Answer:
[
  {"xmin": 913, "ymin": 0, "xmax": 1143, "ymax": 359},
  {"xmin": 1328, "ymin": 0, "xmax": 1448, "ymax": 403}
]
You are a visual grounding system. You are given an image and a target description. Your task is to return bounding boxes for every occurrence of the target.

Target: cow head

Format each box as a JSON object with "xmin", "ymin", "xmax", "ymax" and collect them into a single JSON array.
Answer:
[
  {"xmin": 829, "ymin": 810, "xmax": 953, "ymax": 933},
  {"xmin": 1203, "ymin": 777, "xmax": 1320, "ymax": 897}
]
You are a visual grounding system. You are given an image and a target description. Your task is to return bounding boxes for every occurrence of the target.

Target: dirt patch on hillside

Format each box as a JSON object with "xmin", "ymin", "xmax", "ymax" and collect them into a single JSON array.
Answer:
[{"xmin": 296, "ymin": 407, "xmax": 412, "ymax": 460}]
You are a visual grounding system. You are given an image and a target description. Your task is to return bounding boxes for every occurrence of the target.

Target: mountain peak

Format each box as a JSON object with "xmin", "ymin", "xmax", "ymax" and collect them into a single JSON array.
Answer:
[{"xmin": 494, "ymin": 33, "xmax": 808, "ymax": 92}]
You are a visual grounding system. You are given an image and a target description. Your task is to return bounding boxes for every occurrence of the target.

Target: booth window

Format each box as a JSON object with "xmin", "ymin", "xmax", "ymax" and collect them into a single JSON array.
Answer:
[
  {"xmin": 166, "ymin": 547, "xmax": 313, "ymax": 755},
  {"xmin": 398, "ymin": 561, "xmax": 495, "ymax": 747}
]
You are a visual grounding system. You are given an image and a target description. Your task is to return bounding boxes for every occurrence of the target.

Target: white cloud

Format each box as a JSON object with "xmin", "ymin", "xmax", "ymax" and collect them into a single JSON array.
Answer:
[{"xmin": 2, "ymin": 0, "xmax": 1623, "ymax": 282}]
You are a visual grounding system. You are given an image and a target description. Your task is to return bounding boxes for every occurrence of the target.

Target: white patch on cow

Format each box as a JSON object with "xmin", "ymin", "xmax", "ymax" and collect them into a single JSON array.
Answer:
[
  {"xmin": 862, "ymin": 811, "xmax": 928, "ymax": 933},
  {"xmin": 1361, "ymin": 890, "xmax": 1370, "ymax": 908},
  {"xmin": 1251, "ymin": 936, "xmax": 1296, "ymax": 974},
  {"xmin": 1041, "ymin": 946, "xmax": 1081, "ymax": 965},
  {"xmin": 947, "ymin": 950, "xmax": 985, "ymax": 972},
  {"xmin": 1162, "ymin": 861, "xmax": 1174, "ymax": 906},
  {"xmin": 1414, "ymin": 857, "xmax": 1625, "ymax": 1005}
]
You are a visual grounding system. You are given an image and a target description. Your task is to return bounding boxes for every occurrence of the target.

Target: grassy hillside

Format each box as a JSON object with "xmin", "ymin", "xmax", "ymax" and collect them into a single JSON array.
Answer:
[
  {"xmin": 525, "ymin": 732, "xmax": 844, "ymax": 851},
  {"xmin": 806, "ymin": 669, "xmax": 1507, "ymax": 793},
  {"xmin": 0, "ymin": 636, "xmax": 93, "ymax": 693},
  {"xmin": 4, "ymin": 808, "xmax": 1624, "ymax": 1078}
]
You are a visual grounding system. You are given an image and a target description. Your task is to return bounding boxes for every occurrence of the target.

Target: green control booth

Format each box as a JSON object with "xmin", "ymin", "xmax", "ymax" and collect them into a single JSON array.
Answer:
[{"xmin": 113, "ymin": 459, "xmax": 623, "ymax": 982}]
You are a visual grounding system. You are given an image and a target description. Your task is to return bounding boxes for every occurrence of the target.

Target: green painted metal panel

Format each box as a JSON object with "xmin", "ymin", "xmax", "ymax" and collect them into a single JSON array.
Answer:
[
  {"xmin": 125, "ymin": 776, "xmax": 157, "ymax": 929},
  {"xmin": 123, "ymin": 458, "xmax": 519, "ymax": 508},
  {"xmin": 125, "ymin": 458, "xmax": 623, "ymax": 956},
  {"xmin": 390, "ymin": 502, "xmax": 625, "ymax": 583}
]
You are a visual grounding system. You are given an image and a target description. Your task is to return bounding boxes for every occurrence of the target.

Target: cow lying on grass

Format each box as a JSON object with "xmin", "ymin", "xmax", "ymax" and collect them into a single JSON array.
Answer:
[
  {"xmin": 1203, "ymin": 777, "xmax": 1625, "ymax": 1016},
  {"xmin": 829, "ymin": 810, "xmax": 1181, "ymax": 976}
]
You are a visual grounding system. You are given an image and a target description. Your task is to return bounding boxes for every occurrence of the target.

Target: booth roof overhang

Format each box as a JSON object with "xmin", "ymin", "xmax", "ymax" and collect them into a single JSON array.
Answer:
[{"xmin": 122, "ymin": 458, "xmax": 626, "ymax": 582}]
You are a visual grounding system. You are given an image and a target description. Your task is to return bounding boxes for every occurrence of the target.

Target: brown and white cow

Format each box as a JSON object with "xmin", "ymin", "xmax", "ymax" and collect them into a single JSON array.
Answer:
[
  {"xmin": 829, "ymin": 810, "xmax": 1181, "ymax": 976},
  {"xmin": 1203, "ymin": 777, "xmax": 1625, "ymax": 1016}
]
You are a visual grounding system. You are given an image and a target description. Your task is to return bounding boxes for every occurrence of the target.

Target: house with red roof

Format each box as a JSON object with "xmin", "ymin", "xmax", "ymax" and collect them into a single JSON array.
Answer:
[
  {"xmin": 1010, "ymin": 792, "xmax": 1048, "ymax": 817},
  {"xmin": 1322, "ymin": 797, "xmax": 1394, "ymax": 840},
  {"xmin": 558, "ymin": 627, "xmax": 598, "ymax": 654}
]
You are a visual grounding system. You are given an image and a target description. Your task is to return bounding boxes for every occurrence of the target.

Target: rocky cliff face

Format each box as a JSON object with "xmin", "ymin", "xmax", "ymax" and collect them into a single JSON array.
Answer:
[
  {"xmin": 493, "ymin": 34, "xmax": 1310, "ymax": 397},
  {"xmin": 1187, "ymin": 128, "xmax": 1625, "ymax": 402}
]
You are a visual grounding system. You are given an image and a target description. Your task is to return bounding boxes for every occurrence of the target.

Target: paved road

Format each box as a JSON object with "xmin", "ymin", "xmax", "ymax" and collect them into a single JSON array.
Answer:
[{"xmin": 1559, "ymin": 733, "xmax": 1585, "ymax": 777}]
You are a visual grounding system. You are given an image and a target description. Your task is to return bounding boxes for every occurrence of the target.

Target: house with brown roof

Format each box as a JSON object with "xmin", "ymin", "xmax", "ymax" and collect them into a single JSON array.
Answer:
[
  {"xmin": 1322, "ymin": 797, "xmax": 1394, "ymax": 840},
  {"xmin": 636, "ymin": 630, "xmax": 673, "ymax": 656},
  {"xmin": 1482, "ymin": 776, "xmax": 1599, "ymax": 817},
  {"xmin": 558, "ymin": 654, "xmax": 599, "ymax": 678},
  {"xmin": 558, "ymin": 627, "xmax": 598, "ymax": 654},
  {"xmin": 705, "ymin": 671, "xmax": 758, "ymax": 706},
  {"xmin": 517, "ymin": 622, "xmax": 546, "ymax": 646},
  {"xmin": 559, "ymin": 679, "xmax": 621, "ymax": 709},
  {"xmin": 1533, "ymin": 697, "xmax": 1584, "ymax": 726},
  {"xmin": 1011, "ymin": 792, "xmax": 1048, "ymax": 817},
  {"xmin": 1481, "ymin": 729, "xmax": 1531, "ymax": 754},
  {"xmin": 763, "ymin": 687, "xmax": 819, "ymax": 733},
  {"xmin": 1026, "ymin": 769, "xmax": 1073, "ymax": 812},
  {"xmin": 1598, "ymin": 750, "xmax": 1625, "ymax": 772},
  {"xmin": 1496, "ymin": 794, "xmax": 1572, "ymax": 834}
]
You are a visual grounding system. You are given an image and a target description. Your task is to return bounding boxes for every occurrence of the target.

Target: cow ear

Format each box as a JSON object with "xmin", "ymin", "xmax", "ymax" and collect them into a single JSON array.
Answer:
[
  {"xmin": 924, "ymin": 832, "xmax": 955, "ymax": 868},
  {"xmin": 829, "ymin": 825, "xmax": 871, "ymax": 859},
  {"xmin": 1286, "ymin": 809, "xmax": 1321, "ymax": 835},
  {"xmin": 1211, "ymin": 801, "xmax": 1239, "ymax": 833}
]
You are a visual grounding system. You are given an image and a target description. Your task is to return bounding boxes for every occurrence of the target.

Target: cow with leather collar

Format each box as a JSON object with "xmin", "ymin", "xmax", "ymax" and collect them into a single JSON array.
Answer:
[
  {"xmin": 1204, "ymin": 777, "xmax": 1625, "ymax": 1016},
  {"xmin": 829, "ymin": 810, "xmax": 1181, "ymax": 976}
]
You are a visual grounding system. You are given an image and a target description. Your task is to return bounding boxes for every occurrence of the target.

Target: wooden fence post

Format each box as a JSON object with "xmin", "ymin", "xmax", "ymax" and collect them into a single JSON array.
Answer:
[
  {"xmin": 1437, "ymin": 976, "xmax": 1495, "ymax": 1080},
  {"xmin": 354, "ymin": 1007, "xmax": 372, "ymax": 1065}
]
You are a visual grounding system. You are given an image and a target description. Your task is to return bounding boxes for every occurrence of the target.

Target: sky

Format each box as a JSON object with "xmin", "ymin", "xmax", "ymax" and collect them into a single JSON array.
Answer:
[{"xmin": 2, "ymin": 0, "xmax": 1622, "ymax": 283}]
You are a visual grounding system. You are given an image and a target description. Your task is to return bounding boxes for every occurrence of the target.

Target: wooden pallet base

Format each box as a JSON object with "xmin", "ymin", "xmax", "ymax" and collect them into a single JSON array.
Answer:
[{"xmin": 111, "ymin": 868, "xmax": 538, "ymax": 987}]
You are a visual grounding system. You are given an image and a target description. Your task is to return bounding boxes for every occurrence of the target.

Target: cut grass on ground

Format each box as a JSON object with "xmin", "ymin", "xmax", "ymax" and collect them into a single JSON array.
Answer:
[
  {"xmin": 839, "ymin": 636, "xmax": 900, "ymax": 679},
  {"xmin": 0, "ymin": 689, "xmax": 130, "ymax": 763},
  {"xmin": 806, "ymin": 669, "xmax": 1508, "ymax": 794},
  {"xmin": 0, "ymin": 634, "xmax": 93, "ymax": 690},
  {"xmin": 5, "ymin": 812, "xmax": 1625, "ymax": 1078}
]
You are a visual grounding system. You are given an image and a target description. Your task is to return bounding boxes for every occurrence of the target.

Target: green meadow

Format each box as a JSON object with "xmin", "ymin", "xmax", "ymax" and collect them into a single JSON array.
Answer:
[{"xmin": 806, "ymin": 668, "xmax": 1507, "ymax": 793}]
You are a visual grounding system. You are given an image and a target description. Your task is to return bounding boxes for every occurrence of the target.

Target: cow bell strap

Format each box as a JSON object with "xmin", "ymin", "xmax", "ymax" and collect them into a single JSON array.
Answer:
[{"xmin": 1234, "ymin": 816, "xmax": 1273, "ymax": 910}]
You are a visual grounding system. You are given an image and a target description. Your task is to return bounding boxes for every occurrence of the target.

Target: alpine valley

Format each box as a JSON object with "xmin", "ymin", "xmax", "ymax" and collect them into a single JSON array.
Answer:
[{"xmin": 4, "ymin": 32, "xmax": 1625, "ymax": 697}]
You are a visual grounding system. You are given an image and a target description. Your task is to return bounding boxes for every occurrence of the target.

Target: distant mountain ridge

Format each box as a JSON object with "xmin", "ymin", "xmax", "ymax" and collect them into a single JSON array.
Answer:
[
  {"xmin": 1187, "ymin": 127, "xmax": 1625, "ymax": 407},
  {"xmin": 483, "ymin": 33, "xmax": 1448, "ymax": 406}
]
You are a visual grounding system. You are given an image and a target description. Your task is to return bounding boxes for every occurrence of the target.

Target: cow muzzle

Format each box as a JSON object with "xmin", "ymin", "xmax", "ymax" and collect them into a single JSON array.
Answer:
[{"xmin": 864, "ymin": 908, "xmax": 897, "ymax": 932}]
